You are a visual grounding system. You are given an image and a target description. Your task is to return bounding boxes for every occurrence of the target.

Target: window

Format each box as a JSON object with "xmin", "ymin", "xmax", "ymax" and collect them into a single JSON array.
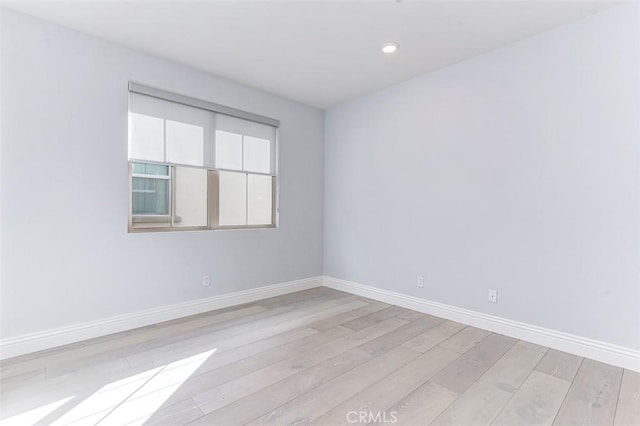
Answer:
[{"xmin": 128, "ymin": 83, "xmax": 278, "ymax": 232}]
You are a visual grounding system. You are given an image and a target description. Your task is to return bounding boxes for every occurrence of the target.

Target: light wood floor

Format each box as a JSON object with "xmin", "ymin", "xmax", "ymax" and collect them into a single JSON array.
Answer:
[{"xmin": 0, "ymin": 288, "xmax": 638, "ymax": 426}]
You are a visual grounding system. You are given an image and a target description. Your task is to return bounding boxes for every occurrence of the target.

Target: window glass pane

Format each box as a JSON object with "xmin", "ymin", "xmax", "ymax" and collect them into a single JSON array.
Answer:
[
  {"xmin": 174, "ymin": 167, "xmax": 208, "ymax": 227},
  {"xmin": 166, "ymin": 120, "xmax": 204, "ymax": 166},
  {"xmin": 247, "ymin": 174, "xmax": 273, "ymax": 225},
  {"xmin": 132, "ymin": 162, "xmax": 169, "ymax": 176},
  {"xmin": 219, "ymin": 171, "xmax": 247, "ymax": 226},
  {"xmin": 132, "ymin": 177, "xmax": 169, "ymax": 215},
  {"xmin": 129, "ymin": 113, "xmax": 164, "ymax": 162},
  {"xmin": 243, "ymin": 136, "xmax": 271, "ymax": 174},
  {"xmin": 215, "ymin": 130, "xmax": 242, "ymax": 170}
]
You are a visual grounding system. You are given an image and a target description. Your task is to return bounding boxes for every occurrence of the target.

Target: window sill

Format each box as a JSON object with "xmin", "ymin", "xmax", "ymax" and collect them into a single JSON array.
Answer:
[
  {"xmin": 128, "ymin": 222, "xmax": 276, "ymax": 233},
  {"xmin": 132, "ymin": 215, "xmax": 182, "ymax": 224}
]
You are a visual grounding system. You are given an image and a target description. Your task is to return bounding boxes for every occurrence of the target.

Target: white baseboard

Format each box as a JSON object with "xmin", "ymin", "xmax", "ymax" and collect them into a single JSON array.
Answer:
[
  {"xmin": 0, "ymin": 276, "xmax": 323, "ymax": 360},
  {"xmin": 324, "ymin": 276, "xmax": 640, "ymax": 372},
  {"xmin": 4, "ymin": 274, "xmax": 637, "ymax": 372}
]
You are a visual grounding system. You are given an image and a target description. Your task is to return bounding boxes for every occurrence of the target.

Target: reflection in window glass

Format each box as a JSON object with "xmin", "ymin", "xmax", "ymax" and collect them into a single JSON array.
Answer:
[
  {"xmin": 132, "ymin": 177, "xmax": 169, "ymax": 215},
  {"xmin": 132, "ymin": 162, "xmax": 169, "ymax": 176}
]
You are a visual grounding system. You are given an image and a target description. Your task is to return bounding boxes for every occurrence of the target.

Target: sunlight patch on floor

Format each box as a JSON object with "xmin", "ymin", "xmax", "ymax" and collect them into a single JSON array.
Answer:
[
  {"xmin": 50, "ymin": 367, "xmax": 164, "ymax": 425},
  {"xmin": 0, "ymin": 349, "xmax": 216, "ymax": 426},
  {"xmin": 0, "ymin": 396, "xmax": 74, "ymax": 426},
  {"xmin": 99, "ymin": 349, "xmax": 216, "ymax": 425}
]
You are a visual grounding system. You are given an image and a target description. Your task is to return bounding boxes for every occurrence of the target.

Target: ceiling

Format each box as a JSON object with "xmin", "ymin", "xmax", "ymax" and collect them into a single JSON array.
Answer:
[{"xmin": 4, "ymin": 1, "xmax": 618, "ymax": 109}]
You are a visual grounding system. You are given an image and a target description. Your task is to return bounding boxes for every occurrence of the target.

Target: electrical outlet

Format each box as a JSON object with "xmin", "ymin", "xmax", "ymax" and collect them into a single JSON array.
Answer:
[
  {"xmin": 488, "ymin": 289, "xmax": 497, "ymax": 303},
  {"xmin": 417, "ymin": 276, "xmax": 424, "ymax": 288},
  {"xmin": 202, "ymin": 275, "xmax": 210, "ymax": 287}
]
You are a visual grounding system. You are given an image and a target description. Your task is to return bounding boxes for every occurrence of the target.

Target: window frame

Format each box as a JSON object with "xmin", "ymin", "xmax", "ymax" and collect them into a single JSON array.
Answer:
[
  {"xmin": 130, "ymin": 162, "xmax": 171, "ymax": 219},
  {"xmin": 127, "ymin": 83, "xmax": 279, "ymax": 233}
]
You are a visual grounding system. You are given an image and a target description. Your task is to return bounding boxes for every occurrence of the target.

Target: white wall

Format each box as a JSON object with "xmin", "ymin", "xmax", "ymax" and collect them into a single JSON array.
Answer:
[
  {"xmin": 324, "ymin": 4, "xmax": 640, "ymax": 350},
  {"xmin": 0, "ymin": 10, "xmax": 324, "ymax": 338}
]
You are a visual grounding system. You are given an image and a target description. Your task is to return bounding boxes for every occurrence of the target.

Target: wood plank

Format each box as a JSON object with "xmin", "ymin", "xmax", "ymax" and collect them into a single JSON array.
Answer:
[
  {"xmin": 122, "ymin": 296, "xmax": 342, "ymax": 364},
  {"xmin": 479, "ymin": 343, "xmax": 547, "ymax": 392},
  {"xmin": 122, "ymin": 326, "xmax": 354, "ymax": 411},
  {"xmin": 256, "ymin": 287, "xmax": 348, "ymax": 309},
  {"xmin": 1, "ymin": 291, "xmax": 346, "ymax": 386},
  {"xmin": 0, "ymin": 368, "xmax": 46, "ymax": 392},
  {"xmin": 0, "ymin": 327, "xmax": 323, "ymax": 419},
  {"xmin": 614, "ymin": 369, "xmax": 640, "ymax": 426},
  {"xmin": 553, "ymin": 359, "xmax": 623, "ymax": 426},
  {"xmin": 43, "ymin": 304, "xmax": 291, "ymax": 381},
  {"xmin": 62, "ymin": 409, "xmax": 113, "ymax": 426},
  {"xmin": 535, "ymin": 348, "xmax": 583, "ymax": 382},
  {"xmin": 188, "ymin": 348, "xmax": 373, "ymax": 425},
  {"xmin": 118, "ymin": 300, "xmax": 363, "ymax": 374},
  {"xmin": 103, "ymin": 372, "xmax": 244, "ymax": 426},
  {"xmin": 88, "ymin": 385, "xmax": 203, "ymax": 426},
  {"xmin": 29, "ymin": 366, "xmax": 164, "ymax": 425},
  {"xmin": 171, "ymin": 326, "xmax": 317, "ymax": 377},
  {"xmin": 124, "ymin": 297, "xmax": 368, "ymax": 369},
  {"xmin": 1, "ymin": 358, "xmax": 135, "ymax": 420},
  {"xmin": 493, "ymin": 371, "xmax": 571, "ymax": 426},
  {"xmin": 246, "ymin": 346, "xmax": 421, "ymax": 425},
  {"xmin": 0, "ymin": 325, "xmax": 150, "ymax": 372},
  {"xmin": 129, "ymin": 398, "xmax": 204, "ymax": 426},
  {"xmin": 516, "ymin": 340, "xmax": 548, "ymax": 353},
  {"xmin": 430, "ymin": 381, "xmax": 512, "ymax": 426},
  {"xmin": 431, "ymin": 333, "xmax": 517, "ymax": 394},
  {"xmin": 402, "ymin": 320, "xmax": 466, "ymax": 353},
  {"xmin": 307, "ymin": 302, "xmax": 389, "ymax": 332},
  {"xmin": 341, "ymin": 306, "xmax": 408, "ymax": 331},
  {"xmin": 397, "ymin": 310, "xmax": 426, "ymax": 321},
  {"xmin": 313, "ymin": 346, "xmax": 460, "ymax": 425},
  {"xmin": 430, "ymin": 341, "xmax": 546, "ymax": 426},
  {"xmin": 4, "ymin": 326, "xmax": 344, "ymax": 423},
  {"xmin": 1, "ymin": 304, "xmax": 270, "ymax": 377},
  {"xmin": 381, "ymin": 382, "xmax": 458, "ymax": 425},
  {"xmin": 357, "ymin": 315, "xmax": 444, "ymax": 357},
  {"xmin": 191, "ymin": 317, "xmax": 409, "ymax": 414},
  {"xmin": 439, "ymin": 326, "xmax": 490, "ymax": 354}
]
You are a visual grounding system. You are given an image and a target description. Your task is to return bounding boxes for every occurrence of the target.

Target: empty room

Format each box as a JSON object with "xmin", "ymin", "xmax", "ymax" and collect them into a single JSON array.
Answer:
[{"xmin": 1, "ymin": 1, "xmax": 639, "ymax": 425}]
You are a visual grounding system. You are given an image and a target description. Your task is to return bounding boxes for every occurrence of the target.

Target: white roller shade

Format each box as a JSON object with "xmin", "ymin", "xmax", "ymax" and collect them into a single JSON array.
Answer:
[
  {"xmin": 129, "ymin": 92, "xmax": 276, "ymax": 173},
  {"xmin": 215, "ymin": 114, "xmax": 277, "ymax": 174}
]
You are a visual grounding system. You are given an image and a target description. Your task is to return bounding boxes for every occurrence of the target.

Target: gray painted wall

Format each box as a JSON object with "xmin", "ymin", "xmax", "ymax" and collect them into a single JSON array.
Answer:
[
  {"xmin": 1, "ymin": 10, "xmax": 324, "ymax": 338},
  {"xmin": 324, "ymin": 4, "xmax": 640, "ymax": 350}
]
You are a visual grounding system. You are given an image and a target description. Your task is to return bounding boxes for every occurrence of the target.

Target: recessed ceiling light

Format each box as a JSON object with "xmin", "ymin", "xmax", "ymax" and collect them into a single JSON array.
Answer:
[{"xmin": 381, "ymin": 42, "xmax": 399, "ymax": 54}]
